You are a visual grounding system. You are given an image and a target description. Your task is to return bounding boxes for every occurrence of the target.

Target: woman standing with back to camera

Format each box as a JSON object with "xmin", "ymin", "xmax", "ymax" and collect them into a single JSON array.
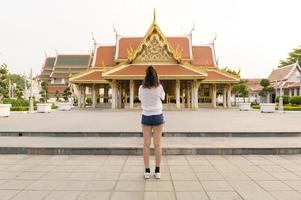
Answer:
[{"xmin": 138, "ymin": 66, "xmax": 165, "ymax": 179}]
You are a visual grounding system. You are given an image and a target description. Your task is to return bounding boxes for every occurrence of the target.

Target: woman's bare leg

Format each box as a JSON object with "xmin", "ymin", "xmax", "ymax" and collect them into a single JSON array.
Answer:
[
  {"xmin": 153, "ymin": 124, "xmax": 163, "ymax": 167},
  {"xmin": 142, "ymin": 125, "xmax": 152, "ymax": 169}
]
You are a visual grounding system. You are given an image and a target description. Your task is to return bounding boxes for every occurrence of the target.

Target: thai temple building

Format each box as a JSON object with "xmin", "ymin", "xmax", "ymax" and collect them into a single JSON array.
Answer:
[
  {"xmin": 39, "ymin": 11, "xmax": 240, "ymax": 109},
  {"xmin": 268, "ymin": 61, "xmax": 301, "ymax": 98}
]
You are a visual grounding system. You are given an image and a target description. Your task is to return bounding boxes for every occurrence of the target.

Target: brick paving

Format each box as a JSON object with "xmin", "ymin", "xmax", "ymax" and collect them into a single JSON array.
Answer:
[{"xmin": 0, "ymin": 155, "xmax": 301, "ymax": 200}]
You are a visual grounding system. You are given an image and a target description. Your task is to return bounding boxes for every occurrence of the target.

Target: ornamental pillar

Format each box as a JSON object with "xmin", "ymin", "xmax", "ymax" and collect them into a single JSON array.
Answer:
[
  {"xmin": 129, "ymin": 80, "xmax": 134, "ymax": 109},
  {"xmin": 186, "ymin": 82, "xmax": 191, "ymax": 108},
  {"xmin": 223, "ymin": 85, "xmax": 227, "ymax": 108},
  {"xmin": 111, "ymin": 80, "xmax": 117, "ymax": 109},
  {"xmin": 92, "ymin": 84, "xmax": 96, "ymax": 108},
  {"xmin": 77, "ymin": 84, "xmax": 81, "ymax": 108},
  {"xmin": 176, "ymin": 80, "xmax": 181, "ymax": 109},
  {"xmin": 294, "ymin": 88, "xmax": 298, "ymax": 96},
  {"xmin": 212, "ymin": 84, "xmax": 217, "ymax": 108},
  {"xmin": 227, "ymin": 84, "xmax": 232, "ymax": 108},
  {"xmin": 192, "ymin": 80, "xmax": 199, "ymax": 109},
  {"xmin": 116, "ymin": 81, "xmax": 122, "ymax": 109}
]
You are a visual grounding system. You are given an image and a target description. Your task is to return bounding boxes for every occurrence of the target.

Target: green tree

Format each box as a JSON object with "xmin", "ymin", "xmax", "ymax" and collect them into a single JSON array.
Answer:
[
  {"xmin": 258, "ymin": 79, "xmax": 274, "ymax": 103},
  {"xmin": 15, "ymin": 85, "xmax": 23, "ymax": 99},
  {"xmin": 39, "ymin": 81, "xmax": 49, "ymax": 103},
  {"xmin": 222, "ymin": 67, "xmax": 241, "ymax": 76},
  {"xmin": 279, "ymin": 46, "xmax": 301, "ymax": 67},
  {"xmin": 232, "ymin": 80, "xmax": 249, "ymax": 103},
  {"xmin": 9, "ymin": 74, "xmax": 26, "ymax": 90},
  {"xmin": 63, "ymin": 86, "xmax": 72, "ymax": 102},
  {"xmin": 55, "ymin": 91, "xmax": 60, "ymax": 102},
  {"xmin": 0, "ymin": 63, "xmax": 10, "ymax": 102}
]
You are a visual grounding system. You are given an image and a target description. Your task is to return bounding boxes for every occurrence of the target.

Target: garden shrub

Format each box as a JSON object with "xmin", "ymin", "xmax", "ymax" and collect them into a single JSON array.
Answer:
[
  {"xmin": 290, "ymin": 96, "xmax": 301, "ymax": 105},
  {"xmin": 86, "ymin": 97, "xmax": 92, "ymax": 105},
  {"xmin": 275, "ymin": 95, "xmax": 290, "ymax": 104},
  {"xmin": 3, "ymin": 98, "xmax": 29, "ymax": 107}
]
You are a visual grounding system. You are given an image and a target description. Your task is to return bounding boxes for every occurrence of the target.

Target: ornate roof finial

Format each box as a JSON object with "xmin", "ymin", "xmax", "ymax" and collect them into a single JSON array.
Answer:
[
  {"xmin": 113, "ymin": 23, "xmax": 118, "ymax": 36},
  {"xmin": 153, "ymin": 8, "xmax": 156, "ymax": 23},
  {"xmin": 91, "ymin": 32, "xmax": 96, "ymax": 46},
  {"xmin": 190, "ymin": 22, "xmax": 195, "ymax": 35},
  {"xmin": 212, "ymin": 32, "xmax": 217, "ymax": 44}
]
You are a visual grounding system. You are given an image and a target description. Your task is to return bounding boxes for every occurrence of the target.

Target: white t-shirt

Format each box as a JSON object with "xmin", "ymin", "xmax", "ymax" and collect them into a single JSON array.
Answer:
[{"xmin": 138, "ymin": 84, "xmax": 165, "ymax": 116}]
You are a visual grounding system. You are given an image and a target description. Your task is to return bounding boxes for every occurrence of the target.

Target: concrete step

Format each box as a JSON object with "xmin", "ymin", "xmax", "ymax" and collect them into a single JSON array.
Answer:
[
  {"xmin": 1, "ymin": 131, "xmax": 301, "ymax": 137},
  {"xmin": 0, "ymin": 136, "xmax": 300, "ymax": 155}
]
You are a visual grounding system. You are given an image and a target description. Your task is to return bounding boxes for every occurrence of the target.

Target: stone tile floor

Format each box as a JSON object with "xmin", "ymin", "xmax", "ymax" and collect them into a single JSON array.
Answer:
[
  {"xmin": 1, "ymin": 109, "xmax": 301, "ymax": 132},
  {"xmin": 0, "ymin": 155, "xmax": 300, "ymax": 199}
]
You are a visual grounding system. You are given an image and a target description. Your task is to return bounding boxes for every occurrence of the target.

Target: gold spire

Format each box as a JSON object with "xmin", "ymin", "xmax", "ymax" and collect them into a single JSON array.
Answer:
[{"xmin": 153, "ymin": 8, "xmax": 156, "ymax": 24}]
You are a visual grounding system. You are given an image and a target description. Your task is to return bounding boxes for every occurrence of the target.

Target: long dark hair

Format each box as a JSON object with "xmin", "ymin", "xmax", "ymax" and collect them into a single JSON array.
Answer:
[{"xmin": 142, "ymin": 66, "xmax": 160, "ymax": 88}]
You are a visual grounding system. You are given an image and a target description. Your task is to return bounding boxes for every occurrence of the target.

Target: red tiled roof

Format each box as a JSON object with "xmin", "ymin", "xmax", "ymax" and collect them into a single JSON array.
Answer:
[
  {"xmin": 103, "ymin": 65, "xmax": 205, "ymax": 79},
  {"xmin": 192, "ymin": 46, "xmax": 215, "ymax": 67},
  {"xmin": 94, "ymin": 46, "xmax": 116, "ymax": 67},
  {"xmin": 48, "ymin": 85, "xmax": 67, "ymax": 93},
  {"xmin": 283, "ymin": 81, "xmax": 300, "ymax": 88},
  {"xmin": 268, "ymin": 64, "xmax": 295, "ymax": 82},
  {"xmin": 116, "ymin": 37, "xmax": 191, "ymax": 60},
  {"xmin": 203, "ymin": 70, "xmax": 239, "ymax": 82},
  {"xmin": 69, "ymin": 68, "xmax": 105, "ymax": 83},
  {"xmin": 247, "ymin": 79, "xmax": 262, "ymax": 92}
]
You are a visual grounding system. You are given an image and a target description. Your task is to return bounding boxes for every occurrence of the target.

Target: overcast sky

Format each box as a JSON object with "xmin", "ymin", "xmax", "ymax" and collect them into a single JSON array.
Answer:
[{"xmin": 0, "ymin": 0, "xmax": 300, "ymax": 78}]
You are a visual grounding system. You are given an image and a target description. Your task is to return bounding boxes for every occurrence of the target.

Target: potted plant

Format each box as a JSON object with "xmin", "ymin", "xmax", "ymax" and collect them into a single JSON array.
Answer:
[
  {"xmin": 258, "ymin": 79, "xmax": 275, "ymax": 113},
  {"xmin": 0, "ymin": 64, "xmax": 12, "ymax": 117},
  {"xmin": 232, "ymin": 80, "xmax": 250, "ymax": 111},
  {"xmin": 37, "ymin": 81, "xmax": 52, "ymax": 113},
  {"xmin": 58, "ymin": 86, "xmax": 72, "ymax": 111}
]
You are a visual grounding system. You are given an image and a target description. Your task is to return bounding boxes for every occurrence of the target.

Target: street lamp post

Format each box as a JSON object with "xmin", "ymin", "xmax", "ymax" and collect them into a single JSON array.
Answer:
[
  {"xmin": 29, "ymin": 68, "xmax": 34, "ymax": 113},
  {"xmin": 298, "ymin": 75, "xmax": 301, "ymax": 96},
  {"xmin": 278, "ymin": 69, "xmax": 284, "ymax": 112}
]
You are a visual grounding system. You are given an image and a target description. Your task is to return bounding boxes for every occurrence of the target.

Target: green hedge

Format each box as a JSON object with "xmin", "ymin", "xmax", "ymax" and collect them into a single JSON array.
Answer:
[
  {"xmin": 275, "ymin": 95, "xmax": 290, "ymax": 104},
  {"xmin": 290, "ymin": 96, "xmax": 301, "ymax": 105},
  {"xmin": 251, "ymin": 105, "xmax": 260, "ymax": 109},
  {"xmin": 283, "ymin": 105, "xmax": 301, "ymax": 111},
  {"xmin": 10, "ymin": 106, "xmax": 37, "ymax": 111},
  {"xmin": 51, "ymin": 104, "xmax": 58, "ymax": 109},
  {"xmin": 3, "ymin": 98, "xmax": 29, "ymax": 107},
  {"xmin": 251, "ymin": 104, "xmax": 301, "ymax": 111}
]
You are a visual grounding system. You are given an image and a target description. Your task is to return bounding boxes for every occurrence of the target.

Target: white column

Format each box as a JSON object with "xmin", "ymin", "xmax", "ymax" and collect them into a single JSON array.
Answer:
[
  {"xmin": 82, "ymin": 85, "xmax": 86, "ymax": 108},
  {"xmin": 129, "ymin": 80, "xmax": 134, "ymax": 109},
  {"xmin": 186, "ymin": 82, "xmax": 191, "ymax": 108},
  {"xmin": 111, "ymin": 80, "xmax": 117, "ymax": 109},
  {"xmin": 176, "ymin": 80, "xmax": 181, "ymax": 109},
  {"xmin": 212, "ymin": 84, "xmax": 217, "ymax": 108},
  {"xmin": 289, "ymin": 89, "xmax": 292, "ymax": 97},
  {"xmin": 223, "ymin": 85, "xmax": 227, "ymax": 108},
  {"xmin": 191, "ymin": 81, "xmax": 195, "ymax": 109},
  {"xmin": 193, "ymin": 80, "xmax": 199, "ymax": 109},
  {"xmin": 275, "ymin": 88, "xmax": 279, "ymax": 97},
  {"xmin": 294, "ymin": 88, "xmax": 298, "ymax": 96},
  {"xmin": 227, "ymin": 84, "xmax": 232, "ymax": 108},
  {"xmin": 92, "ymin": 84, "xmax": 96, "ymax": 108},
  {"xmin": 77, "ymin": 84, "xmax": 82, "ymax": 108}
]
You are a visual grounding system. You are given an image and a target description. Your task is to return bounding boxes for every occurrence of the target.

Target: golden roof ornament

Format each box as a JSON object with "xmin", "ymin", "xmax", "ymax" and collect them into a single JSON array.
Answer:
[{"xmin": 153, "ymin": 8, "xmax": 156, "ymax": 24}]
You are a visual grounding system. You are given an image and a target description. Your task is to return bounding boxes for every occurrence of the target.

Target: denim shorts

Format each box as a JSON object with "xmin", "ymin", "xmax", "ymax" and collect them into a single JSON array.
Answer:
[{"xmin": 141, "ymin": 113, "xmax": 165, "ymax": 126}]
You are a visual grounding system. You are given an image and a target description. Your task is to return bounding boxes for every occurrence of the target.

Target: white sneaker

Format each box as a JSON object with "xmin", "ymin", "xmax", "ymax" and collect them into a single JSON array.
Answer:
[
  {"xmin": 154, "ymin": 172, "xmax": 161, "ymax": 179},
  {"xmin": 144, "ymin": 172, "xmax": 151, "ymax": 179}
]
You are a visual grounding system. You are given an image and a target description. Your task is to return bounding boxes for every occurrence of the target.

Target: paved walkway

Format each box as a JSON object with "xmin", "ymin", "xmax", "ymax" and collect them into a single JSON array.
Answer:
[
  {"xmin": 0, "ymin": 155, "xmax": 301, "ymax": 200},
  {"xmin": 1, "ymin": 109, "xmax": 301, "ymax": 132},
  {"xmin": 1, "ymin": 136, "xmax": 301, "ymax": 148}
]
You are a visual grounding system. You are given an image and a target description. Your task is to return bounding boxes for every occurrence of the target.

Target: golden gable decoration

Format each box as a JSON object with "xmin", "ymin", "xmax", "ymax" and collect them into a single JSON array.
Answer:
[{"xmin": 127, "ymin": 11, "xmax": 182, "ymax": 64}]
